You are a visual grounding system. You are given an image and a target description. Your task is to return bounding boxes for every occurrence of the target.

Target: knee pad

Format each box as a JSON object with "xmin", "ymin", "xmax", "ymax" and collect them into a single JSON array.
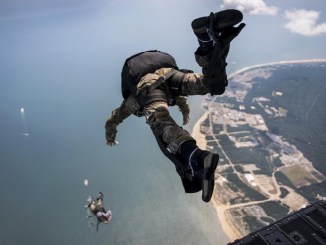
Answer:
[
  {"xmin": 167, "ymin": 69, "xmax": 194, "ymax": 97},
  {"xmin": 136, "ymin": 88, "xmax": 167, "ymax": 107}
]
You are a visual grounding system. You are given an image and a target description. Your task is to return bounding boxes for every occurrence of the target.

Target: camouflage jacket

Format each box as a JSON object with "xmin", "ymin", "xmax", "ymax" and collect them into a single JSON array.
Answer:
[{"xmin": 105, "ymin": 95, "xmax": 189, "ymax": 143}]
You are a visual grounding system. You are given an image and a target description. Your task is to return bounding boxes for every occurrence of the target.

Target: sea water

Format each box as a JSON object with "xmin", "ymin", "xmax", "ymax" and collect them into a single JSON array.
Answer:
[{"xmin": 0, "ymin": 88, "xmax": 229, "ymax": 245}]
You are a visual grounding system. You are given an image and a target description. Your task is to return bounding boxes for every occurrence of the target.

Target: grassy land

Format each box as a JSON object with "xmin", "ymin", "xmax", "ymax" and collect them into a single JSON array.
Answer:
[
  {"xmin": 281, "ymin": 165, "xmax": 317, "ymax": 187},
  {"xmin": 226, "ymin": 173, "xmax": 267, "ymax": 204}
]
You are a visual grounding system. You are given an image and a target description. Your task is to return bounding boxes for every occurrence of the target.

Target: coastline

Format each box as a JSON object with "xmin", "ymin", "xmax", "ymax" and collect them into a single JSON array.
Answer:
[
  {"xmin": 211, "ymin": 198, "xmax": 242, "ymax": 241},
  {"xmin": 191, "ymin": 110, "xmax": 241, "ymax": 242},
  {"xmin": 191, "ymin": 111, "xmax": 208, "ymax": 150},
  {"xmin": 191, "ymin": 59, "xmax": 326, "ymax": 241}
]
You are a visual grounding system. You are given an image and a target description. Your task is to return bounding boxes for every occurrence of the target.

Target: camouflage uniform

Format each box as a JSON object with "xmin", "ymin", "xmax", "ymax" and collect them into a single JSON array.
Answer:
[
  {"xmin": 89, "ymin": 197, "xmax": 104, "ymax": 214},
  {"xmin": 105, "ymin": 9, "xmax": 246, "ymax": 202},
  {"xmin": 105, "ymin": 67, "xmax": 209, "ymax": 154}
]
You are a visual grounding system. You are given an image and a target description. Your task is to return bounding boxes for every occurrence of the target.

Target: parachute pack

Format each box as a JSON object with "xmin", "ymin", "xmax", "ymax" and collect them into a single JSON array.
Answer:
[{"xmin": 121, "ymin": 50, "xmax": 178, "ymax": 99}]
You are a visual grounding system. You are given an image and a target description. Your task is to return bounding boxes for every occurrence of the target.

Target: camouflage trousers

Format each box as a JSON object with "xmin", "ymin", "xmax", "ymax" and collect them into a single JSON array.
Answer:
[
  {"xmin": 138, "ymin": 68, "xmax": 210, "ymax": 154},
  {"xmin": 89, "ymin": 198, "xmax": 104, "ymax": 214},
  {"xmin": 137, "ymin": 68, "xmax": 209, "ymax": 97}
]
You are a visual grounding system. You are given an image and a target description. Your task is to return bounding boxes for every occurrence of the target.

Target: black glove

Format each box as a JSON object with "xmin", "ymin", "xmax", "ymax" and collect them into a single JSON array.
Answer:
[{"xmin": 220, "ymin": 23, "xmax": 246, "ymax": 46}]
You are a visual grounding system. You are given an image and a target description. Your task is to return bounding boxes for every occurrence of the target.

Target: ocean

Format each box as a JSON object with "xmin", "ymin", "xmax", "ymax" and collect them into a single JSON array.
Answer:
[{"xmin": 0, "ymin": 79, "xmax": 229, "ymax": 245}]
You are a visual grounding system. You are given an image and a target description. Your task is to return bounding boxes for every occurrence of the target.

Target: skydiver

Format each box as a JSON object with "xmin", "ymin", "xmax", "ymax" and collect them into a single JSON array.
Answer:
[
  {"xmin": 105, "ymin": 9, "xmax": 246, "ymax": 202},
  {"xmin": 86, "ymin": 192, "xmax": 112, "ymax": 230}
]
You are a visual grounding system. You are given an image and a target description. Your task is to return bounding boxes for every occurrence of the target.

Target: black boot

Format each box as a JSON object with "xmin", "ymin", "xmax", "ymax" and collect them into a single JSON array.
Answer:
[
  {"xmin": 189, "ymin": 149, "xmax": 219, "ymax": 202},
  {"xmin": 192, "ymin": 9, "xmax": 243, "ymax": 37},
  {"xmin": 191, "ymin": 10, "xmax": 243, "ymax": 51},
  {"xmin": 192, "ymin": 10, "xmax": 245, "ymax": 96},
  {"xmin": 191, "ymin": 9, "xmax": 242, "ymax": 70},
  {"xmin": 178, "ymin": 141, "xmax": 219, "ymax": 202}
]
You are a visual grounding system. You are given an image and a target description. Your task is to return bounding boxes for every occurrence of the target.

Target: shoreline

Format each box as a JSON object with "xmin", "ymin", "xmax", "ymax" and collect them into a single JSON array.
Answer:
[
  {"xmin": 211, "ymin": 198, "xmax": 243, "ymax": 241},
  {"xmin": 191, "ymin": 111, "xmax": 241, "ymax": 242},
  {"xmin": 191, "ymin": 111, "xmax": 208, "ymax": 150}
]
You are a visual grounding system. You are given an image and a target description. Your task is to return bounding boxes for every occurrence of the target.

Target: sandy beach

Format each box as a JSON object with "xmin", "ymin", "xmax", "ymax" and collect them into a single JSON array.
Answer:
[{"xmin": 191, "ymin": 112, "xmax": 208, "ymax": 151}]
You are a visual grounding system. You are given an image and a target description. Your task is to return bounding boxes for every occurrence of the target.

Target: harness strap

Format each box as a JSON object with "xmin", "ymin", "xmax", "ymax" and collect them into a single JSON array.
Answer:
[
  {"xmin": 146, "ymin": 69, "xmax": 178, "ymax": 94},
  {"xmin": 168, "ymin": 71, "xmax": 185, "ymax": 96},
  {"xmin": 134, "ymin": 69, "xmax": 179, "ymax": 107}
]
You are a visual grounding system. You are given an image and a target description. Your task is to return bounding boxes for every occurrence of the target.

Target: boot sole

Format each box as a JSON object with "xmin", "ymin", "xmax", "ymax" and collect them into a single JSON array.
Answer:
[
  {"xmin": 192, "ymin": 9, "xmax": 243, "ymax": 33},
  {"xmin": 214, "ymin": 9, "xmax": 243, "ymax": 31},
  {"xmin": 202, "ymin": 153, "xmax": 219, "ymax": 202}
]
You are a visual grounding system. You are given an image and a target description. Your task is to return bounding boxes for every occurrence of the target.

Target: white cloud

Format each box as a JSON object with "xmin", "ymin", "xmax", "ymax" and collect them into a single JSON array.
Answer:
[
  {"xmin": 284, "ymin": 9, "xmax": 326, "ymax": 36},
  {"xmin": 221, "ymin": 0, "xmax": 278, "ymax": 16}
]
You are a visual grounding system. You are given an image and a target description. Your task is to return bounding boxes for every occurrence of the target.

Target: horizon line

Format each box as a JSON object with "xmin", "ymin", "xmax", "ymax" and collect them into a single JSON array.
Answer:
[{"xmin": 230, "ymin": 58, "xmax": 326, "ymax": 78}]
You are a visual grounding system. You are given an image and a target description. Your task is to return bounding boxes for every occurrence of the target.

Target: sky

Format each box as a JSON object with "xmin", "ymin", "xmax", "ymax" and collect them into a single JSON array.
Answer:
[
  {"xmin": 1, "ymin": 0, "xmax": 326, "ymax": 132},
  {"xmin": 221, "ymin": 0, "xmax": 326, "ymax": 69},
  {"xmin": 222, "ymin": 0, "xmax": 326, "ymax": 36},
  {"xmin": 1, "ymin": 0, "xmax": 326, "ymax": 73}
]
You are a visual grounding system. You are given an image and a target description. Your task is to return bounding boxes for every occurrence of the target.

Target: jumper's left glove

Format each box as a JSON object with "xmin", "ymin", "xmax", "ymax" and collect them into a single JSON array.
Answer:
[
  {"xmin": 220, "ymin": 23, "xmax": 246, "ymax": 46},
  {"xmin": 183, "ymin": 113, "xmax": 190, "ymax": 125},
  {"xmin": 105, "ymin": 119, "xmax": 119, "ymax": 147}
]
